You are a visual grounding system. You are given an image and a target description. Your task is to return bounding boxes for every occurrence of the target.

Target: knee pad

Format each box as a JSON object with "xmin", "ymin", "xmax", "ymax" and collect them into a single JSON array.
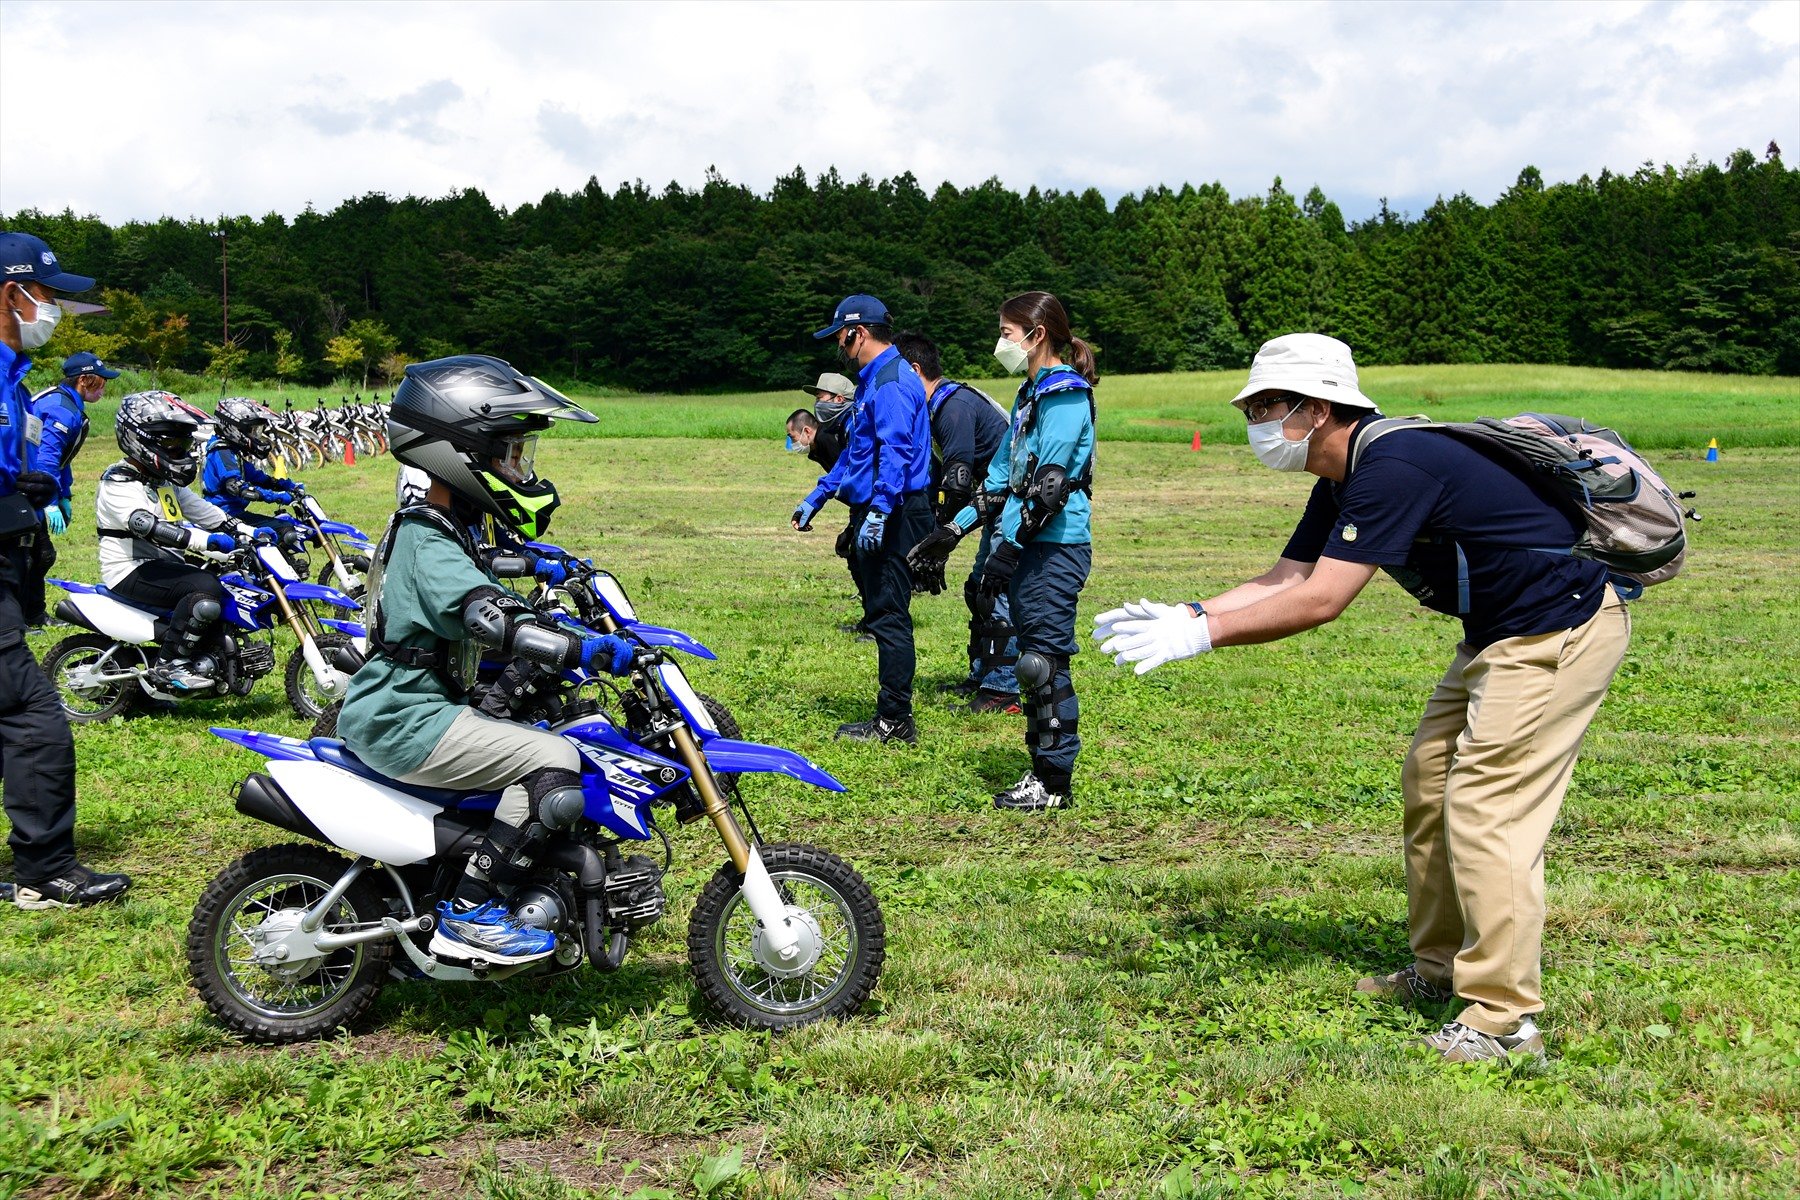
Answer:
[
  {"xmin": 190, "ymin": 596, "xmax": 222, "ymax": 627},
  {"xmin": 1016, "ymin": 650, "xmax": 1053, "ymax": 692},
  {"xmin": 1016, "ymin": 652, "xmax": 1075, "ymax": 751},
  {"xmin": 524, "ymin": 766, "xmax": 585, "ymax": 831}
]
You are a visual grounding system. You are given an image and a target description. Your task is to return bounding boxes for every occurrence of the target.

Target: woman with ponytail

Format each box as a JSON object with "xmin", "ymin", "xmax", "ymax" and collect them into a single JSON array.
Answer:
[{"xmin": 909, "ymin": 291, "xmax": 1098, "ymax": 810}]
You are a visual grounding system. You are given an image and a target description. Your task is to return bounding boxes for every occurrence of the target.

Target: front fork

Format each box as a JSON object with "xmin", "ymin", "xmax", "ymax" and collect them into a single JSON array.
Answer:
[
  {"xmin": 663, "ymin": 724, "xmax": 805, "ymax": 964},
  {"xmin": 271, "ymin": 585, "xmax": 344, "ymax": 696},
  {"xmin": 301, "ymin": 512, "xmax": 361, "ymax": 595}
]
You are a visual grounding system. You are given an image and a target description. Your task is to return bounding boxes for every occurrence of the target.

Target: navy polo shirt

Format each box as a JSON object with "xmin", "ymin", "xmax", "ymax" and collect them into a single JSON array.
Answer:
[{"xmin": 1283, "ymin": 416, "xmax": 1608, "ymax": 650}]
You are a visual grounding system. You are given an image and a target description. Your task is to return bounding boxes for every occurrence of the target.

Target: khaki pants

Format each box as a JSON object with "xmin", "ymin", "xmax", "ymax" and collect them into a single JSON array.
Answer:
[
  {"xmin": 401, "ymin": 707, "xmax": 580, "ymax": 830},
  {"xmin": 1400, "ymin": 593, "xmax": 1630, "ymax": 1035}
]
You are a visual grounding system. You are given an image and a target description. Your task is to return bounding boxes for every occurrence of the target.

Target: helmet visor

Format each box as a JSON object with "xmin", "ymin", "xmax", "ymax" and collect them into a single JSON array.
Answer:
[{"xmin": 493, "ymin": 434, "xmax": 540, "ymax": 485}]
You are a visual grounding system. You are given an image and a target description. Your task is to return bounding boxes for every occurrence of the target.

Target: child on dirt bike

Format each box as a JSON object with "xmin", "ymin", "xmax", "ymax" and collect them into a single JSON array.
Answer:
[
  {"xmin": 337, "ymin": 355, "xmax": 635, "ymax": 967},
  {"xmin": 96, "ymin": 391, "xmax": 274, "ymax": 691},
  {"xmin": 204, "ymin": 397, "xmax": 303, "ymax": 532}
]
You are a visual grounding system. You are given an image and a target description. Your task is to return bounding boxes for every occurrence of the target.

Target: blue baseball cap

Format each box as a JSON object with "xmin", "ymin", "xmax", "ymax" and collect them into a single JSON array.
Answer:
[
  {"xmin": 813, "ymin": 294, "xmax": 891, "ymax": 340},
  {"xmin": 0, "ymin": 232, "xmax": 95, "ymax": 294},
  {"xmin": 63, "ymin": 351, "xmax": 121, "ymax": 380}
]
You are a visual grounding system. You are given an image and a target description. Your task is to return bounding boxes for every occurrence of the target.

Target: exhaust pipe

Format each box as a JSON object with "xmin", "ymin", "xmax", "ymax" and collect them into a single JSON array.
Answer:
[{"xmin": 234, "ymin": 773, "xmax": 329, "ymax": 844}]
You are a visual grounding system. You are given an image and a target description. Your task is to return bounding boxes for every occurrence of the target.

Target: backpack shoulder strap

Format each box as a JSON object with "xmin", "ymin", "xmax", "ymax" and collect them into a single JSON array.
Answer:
[{"xmin": 1346, "ymin": 415, "xmax": 1437, "ymax": 475}]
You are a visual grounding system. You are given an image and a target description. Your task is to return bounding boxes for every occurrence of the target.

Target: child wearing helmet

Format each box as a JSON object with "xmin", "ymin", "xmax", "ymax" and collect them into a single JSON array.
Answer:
[
  {"xmin": 96, "ymin": 391, "xmax": 270, "ymax": 690},
  {"xmin": 204, "ymin": 397, "xmax": 302, "ymax": 530},
  {"xmin": 336, "ymin": 354, "xmax": 635, "ymax": 967}
]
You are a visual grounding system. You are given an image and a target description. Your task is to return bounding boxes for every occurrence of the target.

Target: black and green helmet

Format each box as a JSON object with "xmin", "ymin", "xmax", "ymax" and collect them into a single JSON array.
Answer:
[{"xmin": 386, "ymin": 354, "xmax": 596, "ymax": 538}]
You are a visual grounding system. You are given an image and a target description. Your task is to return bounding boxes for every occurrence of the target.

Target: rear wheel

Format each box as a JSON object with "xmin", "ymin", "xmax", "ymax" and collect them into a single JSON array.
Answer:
[
  {"xmin": 311, "ymin": 700, "xmax": 341, "ymax": 740},
  {"xmin": 687, "ymin": 843, "xmax": 885, "ymax": 1030},
  {"xmin": 42, "ymin": 633, "xmax": 143, "ymax": 722},
  {"xmin": 188, "ymin": 844, "xmax": 393, "ymax": 1043},
  {"xmin": 285, "ymin": 633, "xmax": 352, "ymax": 720}
]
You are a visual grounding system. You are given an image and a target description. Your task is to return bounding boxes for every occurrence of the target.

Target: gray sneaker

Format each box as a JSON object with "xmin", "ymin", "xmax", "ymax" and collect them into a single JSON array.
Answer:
[
  {"xmin": 1356, "ymin": 965, "xmax": 1453, "ymax": 1007},
  {"xmin": 1423, "ymin": 1018, "xmax": 1546, "ymax": 1063}
]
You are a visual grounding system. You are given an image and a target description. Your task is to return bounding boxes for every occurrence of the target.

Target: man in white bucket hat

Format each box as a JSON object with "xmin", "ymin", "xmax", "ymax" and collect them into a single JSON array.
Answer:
[{"xmin": 1092, "ymin": 333, "xmax": 1631, "ymax": 1064}]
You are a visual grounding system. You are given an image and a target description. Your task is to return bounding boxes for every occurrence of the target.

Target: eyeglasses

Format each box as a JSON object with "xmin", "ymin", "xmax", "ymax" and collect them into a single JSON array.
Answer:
[{"xmin": 1243, "ymin": 394, "xmax": 1310, "ymax": 424}]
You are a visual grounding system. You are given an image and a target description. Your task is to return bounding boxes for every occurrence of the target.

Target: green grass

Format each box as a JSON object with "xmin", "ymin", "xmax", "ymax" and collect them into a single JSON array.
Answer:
[
  {"xmin": 85, "ymin": 363, "xmax": 1799, "ymax": 452},
  {"xmin": 2, "ymin": 392, "xmax": 1797, "ymax": 1197}
]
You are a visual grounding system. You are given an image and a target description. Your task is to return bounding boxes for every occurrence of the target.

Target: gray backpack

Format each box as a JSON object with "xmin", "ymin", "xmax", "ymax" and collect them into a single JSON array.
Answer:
[{"xmin": 1350, "ymin": 412, "xmax": 1697, "ymax": 597}]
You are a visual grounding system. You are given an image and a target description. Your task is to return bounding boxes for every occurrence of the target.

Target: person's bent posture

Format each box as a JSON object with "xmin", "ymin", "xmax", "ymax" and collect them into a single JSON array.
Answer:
[
  {"xmin": 337, "ymin": 355, "xmax": 634, "ymax": 966},
  {"xmin": 98, "ymin": 392, "xmax": 267, "ymax": 691},
  {"xmin": 1095, "ymin": 333, "xmax": 1631, "ymax": 1064}
]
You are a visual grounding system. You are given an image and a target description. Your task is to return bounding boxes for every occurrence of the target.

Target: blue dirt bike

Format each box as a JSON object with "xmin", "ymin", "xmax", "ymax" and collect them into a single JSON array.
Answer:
[
  {"xmin": 44, "ymin": 542, "xmax": 364, "ymax": 722},
  {"xmin": 186, "ymin": 632, "xmax": 885, "ymax": 1043}
]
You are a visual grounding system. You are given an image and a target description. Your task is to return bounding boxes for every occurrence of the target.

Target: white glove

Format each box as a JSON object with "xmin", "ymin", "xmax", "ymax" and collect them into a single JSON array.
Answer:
[
  {"xmin": 1099, "ymin": 610, "xmax": 1213, "ymax": 674},
  {"xmin": 1092, "ymin": 597, "xmax": 1192, "ymax": 642}
]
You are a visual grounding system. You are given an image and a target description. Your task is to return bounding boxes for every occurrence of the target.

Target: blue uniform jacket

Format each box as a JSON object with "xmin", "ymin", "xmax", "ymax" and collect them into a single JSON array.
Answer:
[
  {"xmin": 0, "ymin": 343, "xmax": 31, "ymax": 497},
  {"xmin": 805, "ymin": 346, "xmax": 932, "ymax": 515},
  {"xmin": 955, "ymin": 365, "xmax": 1095, "ymax": 546},
  {"xmin": 203, "ymin": 439, "xmax": 288, "ymax": 517},
  {"xmin": 28, "ymin": 382, "xmax": 87, "ymax": 501}
]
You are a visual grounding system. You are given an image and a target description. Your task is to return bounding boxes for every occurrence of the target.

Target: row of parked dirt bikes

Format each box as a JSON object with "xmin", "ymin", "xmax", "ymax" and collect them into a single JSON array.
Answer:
[{"xmin": 41, "ymin": 503, "xmax": 887, "ymax": 1044}]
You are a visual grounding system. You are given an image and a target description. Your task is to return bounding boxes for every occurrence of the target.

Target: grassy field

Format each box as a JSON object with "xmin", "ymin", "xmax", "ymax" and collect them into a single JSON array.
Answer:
[
  {"xmin": 1, "ymin": 369, "xmax": 1797, "ymax": 1198},
  {"xmin": 90, "ymin": 362, "xmax": 1800, "ymax": 451}
]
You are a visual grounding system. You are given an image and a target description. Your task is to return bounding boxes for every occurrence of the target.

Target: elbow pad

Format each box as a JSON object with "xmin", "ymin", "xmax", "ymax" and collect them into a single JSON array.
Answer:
[
  {"xmin": 220, "ymin": 476, "xmax": 251, "ymax": 500},
  {"xmin": 126, "ymin": 508, "xmax": 191, "ymax": 549},
  {"xmin": 1017, "ymin": 464, "xmax": 1071, "ymax": 540},
  {"xmin": 460, "ymin": 586, "xmax": 582, "ymax": 669},
  {"xmin": 938, "ymin": 461, "xmax": 974, "ymax": 518}
]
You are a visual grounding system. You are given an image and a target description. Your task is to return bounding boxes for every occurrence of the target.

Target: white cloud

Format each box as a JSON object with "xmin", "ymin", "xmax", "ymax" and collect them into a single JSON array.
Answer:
[{"xmin": 0, "ymin": 0, "xmax": 1793, "ymax": 224}]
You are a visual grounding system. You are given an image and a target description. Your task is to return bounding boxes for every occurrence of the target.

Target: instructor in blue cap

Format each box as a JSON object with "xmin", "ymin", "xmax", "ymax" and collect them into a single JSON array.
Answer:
[
  {"xmin": 790, "ymin": 295, "xmax": 934, "ymax": 744},
  {"xmin": 29, "ymin": 351, "xmax": 118, "ymax": 536},
  {"xmin": 0, "ymin": 231, "xmax": 131, "ymax": 909}
]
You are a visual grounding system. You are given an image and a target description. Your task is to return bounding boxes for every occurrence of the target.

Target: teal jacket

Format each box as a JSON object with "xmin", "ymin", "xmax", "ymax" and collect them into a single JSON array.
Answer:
[{"xmin": 954, "ymin": 364, "xmax": 1095, "ymax": 546}]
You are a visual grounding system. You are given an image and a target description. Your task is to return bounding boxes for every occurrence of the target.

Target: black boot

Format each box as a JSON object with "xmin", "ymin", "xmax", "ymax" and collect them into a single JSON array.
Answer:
[
  {"xmin": 992, "ymin": 772, "xmax": 1072, "ymax": 811},
  {"xmin": 835, "ymin": 715, "xmax": 918, "ymax": 745}
]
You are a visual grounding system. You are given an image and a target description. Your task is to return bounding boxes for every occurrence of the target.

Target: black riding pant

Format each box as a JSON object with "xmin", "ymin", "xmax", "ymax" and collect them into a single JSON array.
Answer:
[
  {"xmin": 110, "ymin": 561, "xmax": 225, "ymax": 629},
  {"xmin": 0, "ymin": 582, "xmax": 79, "ymax": 886},
  {"xmin": 846, "ymin": 493, "xmax": 934, "ymax": 720},
  {"xmin": 1010, "ymin": 540, "xmax": 1091, "ymax": 789}
]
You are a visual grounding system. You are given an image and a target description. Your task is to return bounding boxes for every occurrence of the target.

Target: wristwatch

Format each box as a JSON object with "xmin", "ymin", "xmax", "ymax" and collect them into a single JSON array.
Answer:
[{"xmin": 1185, "ymin": 601, "xmax": 1206, "ymax": 618}]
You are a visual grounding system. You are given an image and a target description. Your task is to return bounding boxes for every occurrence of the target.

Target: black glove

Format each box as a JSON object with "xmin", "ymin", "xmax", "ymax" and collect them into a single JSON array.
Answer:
[
  {"xmin": 977, "ymin": 540, "xmax": 1020, "ymax": 600},
  {"xmin": 834, "ymin": 521, "xmax": 856, "ymax": 560},
  {"xmin": 905, "ymin": 523, "xmax": 965, "ymax": 576},
  {"xmin": 910, "ymin": 556, "xmax": 946, "ymax": 596},
  {"xmin": 14, "ymin": 470, "xmax": 59, "ymax": 509}
]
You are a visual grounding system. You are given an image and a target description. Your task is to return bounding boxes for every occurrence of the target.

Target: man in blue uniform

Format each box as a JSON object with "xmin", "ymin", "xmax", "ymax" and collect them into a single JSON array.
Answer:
[
  {"xmin": 1095, "ymin": 333, "xmax": 1632, "ymax": 1063},
  {"xmin": 0, "ymin": 231, "xmax": 130, "ymax": 909},
  {"xmin": 790, "ymin": 296, "xmax": 933, "ymax": 744},
  {"xmin": 28, "ymin": 351, "xmax": 117, "ymax": 537},
  {"xmin": 894, "ymin": 332, "xmax": 1018, "ymax": 711}
]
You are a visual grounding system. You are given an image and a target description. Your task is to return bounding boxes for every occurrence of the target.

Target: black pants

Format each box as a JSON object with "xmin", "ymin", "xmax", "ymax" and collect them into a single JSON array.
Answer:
[
  {"xmin": 846, "ymin": 493, "xmax": 934, "ymax": 720},
  {"xmin": 0, "ymin": 582, "xmax": 79, "ymax": 886},
  {"xmin": 1011, "ymin": 541, "xmax": 1091, "ymax": 789},
  {"xmin": 110, "ymin": 561, "xmax": 225, "ymax": 627}
]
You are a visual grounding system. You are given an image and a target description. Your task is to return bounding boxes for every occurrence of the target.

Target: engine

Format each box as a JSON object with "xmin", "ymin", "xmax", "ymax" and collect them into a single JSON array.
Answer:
[{"xmin": 604, "ymin": 854, "xmax": 665, "ymax": 930}]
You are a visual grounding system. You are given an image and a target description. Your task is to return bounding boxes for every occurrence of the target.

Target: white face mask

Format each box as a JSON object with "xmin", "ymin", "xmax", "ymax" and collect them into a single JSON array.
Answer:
[
  {"xmin": 1247, "ymin": 400, "xmax": 1316, "ymax": 472},
  {"xmin": 993, "ymin": 329, "xmax": 1034, "ymax": 375},
  {"xmin": 12, "ymin": 289, "xmax": 62, "ymax": 350}
]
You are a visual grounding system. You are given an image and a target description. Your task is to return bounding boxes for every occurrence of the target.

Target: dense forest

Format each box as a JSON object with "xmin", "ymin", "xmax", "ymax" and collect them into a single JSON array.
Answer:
[{"xmin": 8, "ymin": 145, "xmax": 1797, "ymax": 391}]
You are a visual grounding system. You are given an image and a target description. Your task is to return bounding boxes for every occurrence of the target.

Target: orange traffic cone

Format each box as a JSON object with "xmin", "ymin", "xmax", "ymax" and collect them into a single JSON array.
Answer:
[
  {"xmin": 343, "ymin": 440, "xmax": 356, "ymax": 466},
  {"xmin": 1191, "ymin": 430, "xmax": 1203, "ymax": 451}
]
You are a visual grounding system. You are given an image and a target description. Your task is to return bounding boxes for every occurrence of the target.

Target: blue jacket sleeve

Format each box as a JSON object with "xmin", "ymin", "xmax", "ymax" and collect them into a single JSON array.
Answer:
[
  {"xmin": 243, "ymin": 458, "xmax": 282, "ymax": 490},
  {"xmin": 30, "ymin": 408, "xmax": 78, "ymax": 499},
  {"xmin": 870, "ymin": 381, "xmax": 921, "ymax": 515},
  {"xmin": 0, "ymin": 382, "xmax": 28, "ymax": 496},
  {"xmin": 996, "ymin": 392, "xmax": 1090, "ymax": 545}
]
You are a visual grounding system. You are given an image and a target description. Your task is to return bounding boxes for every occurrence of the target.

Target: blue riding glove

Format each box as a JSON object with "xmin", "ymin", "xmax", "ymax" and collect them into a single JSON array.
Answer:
[
  {"xmin": 250, "ymin": 526, "xmax": 280, "ymax": 547},
  {"xmin": 534, "ymin": 558, "xmax": 569, "ymax": 586},
  {"xmin": 42, "ymin": 505, "xmax": 67, "ymax": 536},
  {"xmin": 206, "ymin": 532, "xmax": 237, "ymax": 553},
  {"xmin": 856, "ymin": 509, "xmax": 888, "ymax": 553},
  {"xmin": 581, "ymin": 634, "xmax": 636, "ymax": 676}
]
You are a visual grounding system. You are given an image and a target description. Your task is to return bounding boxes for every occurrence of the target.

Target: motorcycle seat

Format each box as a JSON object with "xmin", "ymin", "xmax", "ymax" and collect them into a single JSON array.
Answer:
[
  {"xmin": 306, "ymin": 737, "xmax": 499, "ymax": 809},
  {"xmin": 98, "ymin": 586, "xmax": 172, "ymax": 617}
]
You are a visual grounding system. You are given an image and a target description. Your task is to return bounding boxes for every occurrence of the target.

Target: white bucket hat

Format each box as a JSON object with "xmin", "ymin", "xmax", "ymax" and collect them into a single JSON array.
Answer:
[{"xmin": 1230, "ymin": 333, "xmax": 1378, "ymax": 411}]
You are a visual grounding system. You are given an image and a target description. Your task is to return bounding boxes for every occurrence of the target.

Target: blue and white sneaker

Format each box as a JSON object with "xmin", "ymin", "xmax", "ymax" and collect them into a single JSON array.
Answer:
[{"xmin": 427, "ymin": 899, "xmax": 555, "ymax": 965}]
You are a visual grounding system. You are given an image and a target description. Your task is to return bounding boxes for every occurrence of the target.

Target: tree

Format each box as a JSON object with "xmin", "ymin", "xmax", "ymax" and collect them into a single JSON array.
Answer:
[
  {"xmin": 272, "ymin": 330, "xmax": 304, "ymax": 392},
  {"xmin": 325, "ymin": 319, "xmax": 399, "ymax": 390},
  {"xmin": 105, "ymin": 289, "xmax": 190, "ymax": 382},
  {"xmin": 203, "ymin": 338, "xmax": 250, "ymax": 392}
]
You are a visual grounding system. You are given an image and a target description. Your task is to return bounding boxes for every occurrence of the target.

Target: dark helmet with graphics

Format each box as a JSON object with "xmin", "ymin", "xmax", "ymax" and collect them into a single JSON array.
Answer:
[
  {"xmin": 116, "ymin": 390, "xmax": 208, "ymax": 485},
  {"xmin": 214, "ymin": 396, "xmax": 276, "ymax": 457},
  {"xmin": 386, "ymin": 354, "xmax": 595, "ymax": 538}
]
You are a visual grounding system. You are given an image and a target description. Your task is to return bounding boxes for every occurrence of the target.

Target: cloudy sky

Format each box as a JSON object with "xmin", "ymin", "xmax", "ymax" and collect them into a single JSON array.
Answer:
[{"xmin": 3, "ymin": 0, "xmax": 1795, "ymax": 225}]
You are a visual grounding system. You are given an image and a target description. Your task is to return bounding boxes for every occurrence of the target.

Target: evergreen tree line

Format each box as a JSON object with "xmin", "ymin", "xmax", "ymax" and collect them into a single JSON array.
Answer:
[{"xmin": 9, "ymin": 145, "xmax": 1797, "ymax": 392}]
